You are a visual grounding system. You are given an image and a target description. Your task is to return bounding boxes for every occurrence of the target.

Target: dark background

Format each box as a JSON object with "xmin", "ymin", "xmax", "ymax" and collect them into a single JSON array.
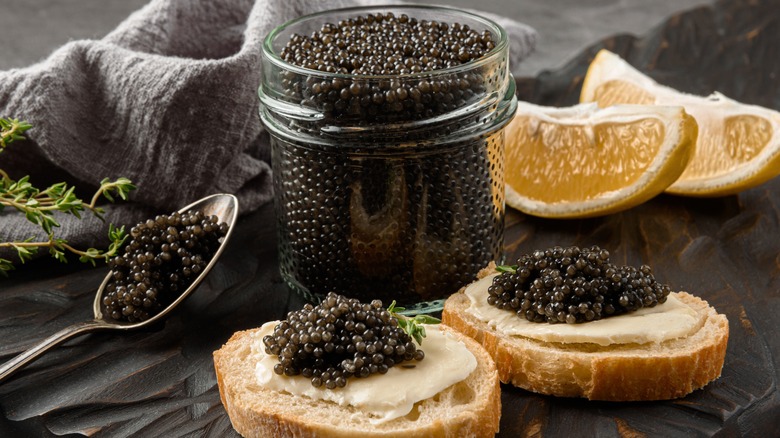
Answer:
[
  {"xmin": 2, "ymin": 1, "xmax": 778, "ymax": 437},
  {"xmin": 1, "ymin": 0, "xmax": 713, "ymax": 76}
]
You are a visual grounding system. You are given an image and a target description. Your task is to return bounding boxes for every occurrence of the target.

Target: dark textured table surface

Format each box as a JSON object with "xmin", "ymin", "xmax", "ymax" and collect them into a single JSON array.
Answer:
[{"xmin": 2, "ymin": 0, "xmax": 779, "ymax": 437}]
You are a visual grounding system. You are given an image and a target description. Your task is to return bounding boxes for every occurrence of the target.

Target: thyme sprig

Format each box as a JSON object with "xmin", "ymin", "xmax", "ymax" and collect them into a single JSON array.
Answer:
[
  {"xmin": 387, "ymin": 300, "xmax": 441, "ymax": 345},
  {"xmin": 0, "ymin": 176, "xmax": 135, "ymax": 233},
  {"xmin": 0, "ymin": 117, "xmax": 135, "ymax": 276}
]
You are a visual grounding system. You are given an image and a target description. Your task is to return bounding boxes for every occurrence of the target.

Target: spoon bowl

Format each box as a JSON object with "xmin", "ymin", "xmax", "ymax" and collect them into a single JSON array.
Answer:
[
  {"xmin": 92, "ymin": 193, "xmax": 239, "ymax": 328},
  {"xmin": 0, "ymin": 193, "xmax": 239, "ymax": 382}
]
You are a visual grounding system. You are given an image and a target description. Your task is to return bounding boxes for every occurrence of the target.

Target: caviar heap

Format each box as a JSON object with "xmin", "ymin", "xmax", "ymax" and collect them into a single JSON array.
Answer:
[
  {"xmin": 281, "ymin": 12, "xmax": 494, "ymax": 74},
  {"xmin": 263, "ymin": 293, "xmax": 426, "ymax": 389},
  {"xmin": 279, "ymin": 12, "xmax": 496, "ymax": 122},
  {"xmin": 488, "ymin": 246, "xmax": 671, "ymax": 324},
  {"xmin": 275, "ymin": 135, "xmax": 503, "ymax": 304},
  {"xmin": 102, "ymin": 210, "xmax": 229, "ymax": 323}
]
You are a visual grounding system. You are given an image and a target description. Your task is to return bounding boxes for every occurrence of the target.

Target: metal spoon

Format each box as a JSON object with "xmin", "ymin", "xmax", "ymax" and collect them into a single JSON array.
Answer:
[{"xmin": 0, "ymin": 193, "xmax": 239, "ymax": 383}]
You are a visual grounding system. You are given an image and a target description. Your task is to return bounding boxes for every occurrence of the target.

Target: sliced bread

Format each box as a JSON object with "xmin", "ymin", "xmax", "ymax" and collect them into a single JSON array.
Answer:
[
  {"xmin": 213, "ymin": 324, "xmax": 501, "ymax": 438},
  {"xmin": 442, "ymin": 266, "xmax": 729, "ymax": 401}
]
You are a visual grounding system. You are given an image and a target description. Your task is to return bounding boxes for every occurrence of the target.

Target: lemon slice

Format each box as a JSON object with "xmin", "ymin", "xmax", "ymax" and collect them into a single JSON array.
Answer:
[
  {"xmin": 581, "ymin": 49, "xmax": 780, "ymax": 196},
  {"xmin": 505, "ymin": 101, "xmax": 697, "ymax": 218}
]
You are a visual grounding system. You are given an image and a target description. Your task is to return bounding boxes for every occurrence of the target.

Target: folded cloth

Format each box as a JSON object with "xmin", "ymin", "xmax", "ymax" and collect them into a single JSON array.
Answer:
[{"xmin": 0, "ymin": 0, "xmax": 536, "ymax": 263}]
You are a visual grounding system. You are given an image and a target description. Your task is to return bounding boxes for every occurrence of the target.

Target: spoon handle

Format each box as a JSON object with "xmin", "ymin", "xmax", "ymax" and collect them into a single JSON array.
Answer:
[{"xmin": 0, "ymin": 319, "xmax": 112, "ymax": 383}]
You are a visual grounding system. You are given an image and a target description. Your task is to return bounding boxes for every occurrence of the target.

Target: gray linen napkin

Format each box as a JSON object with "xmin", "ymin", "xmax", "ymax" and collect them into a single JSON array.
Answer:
[{"xmin": 0, "ymin": 0, "xmax": 536, "ymax": 264}]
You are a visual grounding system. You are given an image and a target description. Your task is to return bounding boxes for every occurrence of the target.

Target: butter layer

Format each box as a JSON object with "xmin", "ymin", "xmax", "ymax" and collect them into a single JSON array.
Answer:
[
  {"xmin": 465, "ymin": 273, "xmax": 700, "ymax": 346},
  {"xmin": 251, "ymin": 322, "xmax": 476, "ymax": 424}
]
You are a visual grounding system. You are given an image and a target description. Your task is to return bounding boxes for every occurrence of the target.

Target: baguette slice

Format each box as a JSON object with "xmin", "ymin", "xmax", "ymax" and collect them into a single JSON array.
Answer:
[
  {"xmin": 213, "ymin": 324, "xmax": 501, "ymax": 438},
  {"xmin": 442, "ymin": 266, "xmax": 729, "ymax": 401}
]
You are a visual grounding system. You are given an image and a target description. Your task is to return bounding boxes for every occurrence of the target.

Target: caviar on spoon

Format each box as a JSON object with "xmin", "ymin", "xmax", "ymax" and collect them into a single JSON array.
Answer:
[{"xmin": 0, "ymin": 193, "xmax": 238, "ymax": 383}]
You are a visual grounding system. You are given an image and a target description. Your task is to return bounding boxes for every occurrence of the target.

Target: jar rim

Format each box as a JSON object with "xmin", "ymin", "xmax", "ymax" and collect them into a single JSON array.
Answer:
[
  {"xmin": 262, "ymin": 4, "xmax": 510, "ymax": 80},
  {"xmin": 260, "ymin": 77, "xmax": 517, "ymax": 148}
]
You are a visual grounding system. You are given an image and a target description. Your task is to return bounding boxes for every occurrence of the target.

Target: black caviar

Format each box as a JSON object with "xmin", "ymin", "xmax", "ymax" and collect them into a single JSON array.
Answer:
[
  {"xmin": 102, "ymin": 210, "xmax": 229, "ymax": 323},
  {"xmin": 488, "ymin": 246, "xmax": 671, "ymax": 324},
  {"xmin": 268, "ymin": 10, "xmax": 511, "ymax": 305},
  {"xmin": 281, "ymin": 12, "xmax": 494, "ymax": 74},
  {"xmin": 263, "ymin": 293, "xmax": 425, "ymax": 389},
  {"xmin": 274, "ymin": 134, "xmax": 504, "ymax": 304},
  {"xmin": 279, "ymin": 12, "xmax": 496, "ymax": 123}
]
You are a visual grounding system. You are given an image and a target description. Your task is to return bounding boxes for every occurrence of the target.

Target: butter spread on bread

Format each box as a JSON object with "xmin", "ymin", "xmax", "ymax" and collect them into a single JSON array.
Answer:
[
  {"xmin": 465, "ymin": 274, "xmax": 702, "ymax": 346},
  {"xmin": 251, "ymin": 322, "xmax": 476, "ymax": 423}
]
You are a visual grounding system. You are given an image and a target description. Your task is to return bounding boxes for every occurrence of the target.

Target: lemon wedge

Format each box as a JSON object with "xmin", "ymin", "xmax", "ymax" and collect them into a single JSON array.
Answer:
[
  {"xmin": 581, "ymin": 49, "xmax": 780, "ymax": 196},
  {"xmin": 505, "ymin": 101, "xmax": 697, "ymax": 218}
]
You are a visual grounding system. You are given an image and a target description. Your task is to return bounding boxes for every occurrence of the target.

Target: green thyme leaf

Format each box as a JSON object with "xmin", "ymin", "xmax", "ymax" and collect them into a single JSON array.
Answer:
[
  {"xmin": 0, "ymin": 117, "xmax": 31, "ymax": 151},
  {"xmin": 49, "ymin": 245, "xmax": 67, "ymax": 263},
  {"xmin": 12, "ymin": 240, "xmax": 38, "ymax": 263},
  {"xmin": 79, "ymin": 248, "xmax": 101, "ymax": 266},
  {"xmin": 0, "ymin": 258, "xmax": 15, "ymax": 276}
]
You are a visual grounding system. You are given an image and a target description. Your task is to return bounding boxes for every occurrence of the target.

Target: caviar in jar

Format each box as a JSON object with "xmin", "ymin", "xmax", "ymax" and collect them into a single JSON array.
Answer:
[{"xmin": 260, "ymin": 6, "xmax": 517, "ymax": 306}]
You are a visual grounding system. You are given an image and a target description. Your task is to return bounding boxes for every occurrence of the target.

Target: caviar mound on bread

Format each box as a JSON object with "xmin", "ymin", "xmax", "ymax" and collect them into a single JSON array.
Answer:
[
  {"xmin": 442, "ymin": 246, "xmax": 729, "ymax": 401},
  {"xmin": 214, "ymin": 293, "xmax": 501, "ymax": 438}
]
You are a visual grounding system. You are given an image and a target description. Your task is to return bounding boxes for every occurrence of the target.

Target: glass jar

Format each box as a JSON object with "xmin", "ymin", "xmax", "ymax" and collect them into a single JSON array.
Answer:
[{"xmin": 260, "ymin": 5, "xmax": 517, "ymax": 309}]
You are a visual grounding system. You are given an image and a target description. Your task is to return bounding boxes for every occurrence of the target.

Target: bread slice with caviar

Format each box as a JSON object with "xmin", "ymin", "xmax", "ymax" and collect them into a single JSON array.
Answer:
[
  {"xmin": 442, "ymin": 256, "xmax": 729, "ymax": 401},
  {"xmin": 214, "ymin": 323, "xmax": 500, "ymax": 438}
]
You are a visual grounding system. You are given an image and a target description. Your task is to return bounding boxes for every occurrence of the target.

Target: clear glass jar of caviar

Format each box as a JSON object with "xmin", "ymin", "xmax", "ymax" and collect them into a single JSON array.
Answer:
[{"xmin": 260, "ymin": 6, "xmax": 517, "ymax": 309}]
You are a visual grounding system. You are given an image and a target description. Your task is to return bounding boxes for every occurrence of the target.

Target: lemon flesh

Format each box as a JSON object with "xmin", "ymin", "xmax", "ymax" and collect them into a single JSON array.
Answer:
[
  {"xmin": 581, "ymin": 49, "xmax": 780, "ymax": 196},
  {"xmin": 505, "ymin": 101, "xmax": 697, "ymax": 218}
]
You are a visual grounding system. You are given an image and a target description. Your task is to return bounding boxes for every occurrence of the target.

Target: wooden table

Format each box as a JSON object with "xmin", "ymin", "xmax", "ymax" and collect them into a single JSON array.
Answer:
[{"xmin": 1, "ymin": 0, "xmax": 778, "ymax": 436}]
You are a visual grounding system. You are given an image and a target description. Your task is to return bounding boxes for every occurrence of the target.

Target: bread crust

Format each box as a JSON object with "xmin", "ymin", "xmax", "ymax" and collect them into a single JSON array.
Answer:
[
  {"xmin": 214, "ymin": 324, "xmax": 500, "ymax": 438},
  {"xmin": 442, "ymin": 265, "xmax": 729, "ymax": 401}
]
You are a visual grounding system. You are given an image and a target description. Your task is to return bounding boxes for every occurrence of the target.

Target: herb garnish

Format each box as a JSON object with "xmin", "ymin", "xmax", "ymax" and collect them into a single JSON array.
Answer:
[
  {"xmin": 0, "ymin": 117, "xmax": 136, "ymax": 275},
  {"xmin": 496, "ymin": 264, "xmax": 518, "ymax": 274},
  {"xmin": 387, "ymin": 300, "xmax": 441, "ymax": 345}
]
